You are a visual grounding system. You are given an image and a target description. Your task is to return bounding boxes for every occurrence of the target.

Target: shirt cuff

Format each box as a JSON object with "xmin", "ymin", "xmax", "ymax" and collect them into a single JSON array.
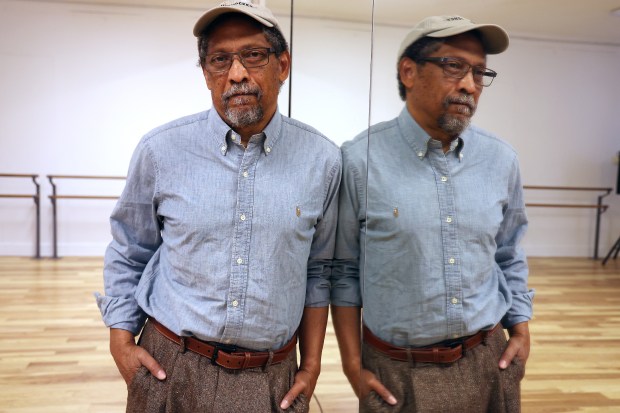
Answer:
[
  {"xmin": 305, "ymin": 278, "xmax": 330, "ymax": 307},
  {"xmin": 330, "ymin": 282, "xmax": 362, "ymax": 307},
  {"xmin": 95, "ymin": 292, "xmax": 146, "ymax": 335},
  {"xmin": 501, "ymin": 288, "xmax": 535, "ymax": 328}
]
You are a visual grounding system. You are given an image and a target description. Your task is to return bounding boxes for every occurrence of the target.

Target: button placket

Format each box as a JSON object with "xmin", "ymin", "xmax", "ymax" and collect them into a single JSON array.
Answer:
[
  {"xmin": 430, "ymin": 150, "xmax": 463, "ymax": 339},
  {"xmin": 222, "ymin": 145, "xmax": 260, "ymax": 342}
]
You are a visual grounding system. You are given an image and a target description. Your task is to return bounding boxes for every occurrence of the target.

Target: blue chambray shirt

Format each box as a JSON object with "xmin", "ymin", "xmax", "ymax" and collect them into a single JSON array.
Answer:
[
  {"xmin": 96, "ymin": 109, "xmax": 341, "ymax": 351},
  {"xmin": 332, "ymin": 108, "xmax": 534, "ymax": 347}
]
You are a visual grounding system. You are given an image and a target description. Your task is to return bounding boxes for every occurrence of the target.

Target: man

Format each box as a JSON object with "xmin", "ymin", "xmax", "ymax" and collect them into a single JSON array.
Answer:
[
  {"xmin": 95, "ymin": 2, "xmax": 341, "ymax": 412},
  {"xmin": 331, "ymin": 15, "xmax": 534, "ymax": 412}
]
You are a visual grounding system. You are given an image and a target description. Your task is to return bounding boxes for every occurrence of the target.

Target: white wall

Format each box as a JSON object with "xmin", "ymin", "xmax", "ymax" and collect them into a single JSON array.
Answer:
[{"xmin": 0, "ymin": 0, "xmax": 618, "ymax": 258}]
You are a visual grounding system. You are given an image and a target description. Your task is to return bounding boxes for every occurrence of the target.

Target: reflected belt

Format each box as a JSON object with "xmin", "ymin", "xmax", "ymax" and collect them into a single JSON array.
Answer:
[
  {"xmin": 363, "ymin": 323, "xmax": 501, "ymax": 364},
  {"xmin": 148, "ymin": 318, "xmax": 297, "ymax": 370}
]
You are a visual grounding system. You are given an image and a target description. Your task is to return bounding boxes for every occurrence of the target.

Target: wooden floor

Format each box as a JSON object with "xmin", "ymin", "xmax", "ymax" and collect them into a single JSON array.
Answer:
[{"xmin": 0, "ymin": 257, "xmax": 618, "ymax": 412}]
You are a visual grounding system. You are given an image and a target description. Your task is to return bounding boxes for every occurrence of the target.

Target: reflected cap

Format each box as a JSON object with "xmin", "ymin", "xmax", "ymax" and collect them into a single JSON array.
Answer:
[
  {"xmin": 193, "ymin": 1, "xmax": 283, "ymax": 37},
  {"xmin": 397, "ymin": 15, "xmax": 509, "ymax": 61}
]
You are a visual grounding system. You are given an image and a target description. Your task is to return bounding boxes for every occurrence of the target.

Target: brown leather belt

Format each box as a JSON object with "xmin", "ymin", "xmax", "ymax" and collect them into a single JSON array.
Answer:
[
  {"xmin": 149, "ymin": 318, "xmax": 297, "ymax": 370},
  {"xmin": 363, "ymin": 323, "xmax": 501, "ymax": 364}
]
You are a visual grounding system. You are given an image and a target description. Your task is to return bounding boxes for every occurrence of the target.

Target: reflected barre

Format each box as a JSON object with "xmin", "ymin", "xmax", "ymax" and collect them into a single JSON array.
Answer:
[
  {"xmin": 0, "ymin": 173, "xmax": 41, "ymax": 258},
  {"xmin": 523, "ymin": 185, "xmax": 612, "ymax": 259},
  {"xmin": 47, "ymin": 175, "xmax": 126, "ymax": 258}
]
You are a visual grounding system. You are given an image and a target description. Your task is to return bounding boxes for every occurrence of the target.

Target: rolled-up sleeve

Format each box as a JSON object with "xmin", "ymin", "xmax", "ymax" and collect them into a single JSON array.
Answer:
[
  {"xmin": 331, "ymin": 146, "xmax": 365, "ymax": 307},
  {"xmin": 496, "ymin": 157, "xmax": 534, "ymax": 327},
  {"xmin": 95, "ymin": 139, "xmax": 162, "ymax": 334},
  {"xmin": 305, "ymin": 153, "xmax": 342, "ymax": 307}
]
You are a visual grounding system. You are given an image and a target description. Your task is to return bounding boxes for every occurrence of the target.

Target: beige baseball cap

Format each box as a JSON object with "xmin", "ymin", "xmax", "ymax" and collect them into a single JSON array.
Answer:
[
  {"xmin": 193, "ymin": 1, "xmax": 282, "ymax": 37},
  {"xmin": 397, "ymin": 15, "xmax": 509, "ymax": 61}
]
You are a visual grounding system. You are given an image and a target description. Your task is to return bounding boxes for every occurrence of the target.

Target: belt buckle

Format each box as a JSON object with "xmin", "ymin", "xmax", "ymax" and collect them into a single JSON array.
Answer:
[
  {"xmin": 445, "ymin": 338, "xmax": 465, "ymax": 359},
  {"xmin": 209, "ymin": 342, "xmax": 238, "ymax": 365},
  {"xmin": 449, "ymin": 339, "xmax": 464, "ymax": 349}
]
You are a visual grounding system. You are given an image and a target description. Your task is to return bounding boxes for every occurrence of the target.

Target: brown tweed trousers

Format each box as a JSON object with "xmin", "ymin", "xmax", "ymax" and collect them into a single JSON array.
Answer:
[
  {"xmin": 126, "ymin": 321, "xmax": 309, "ymax": 413},
  {"xmin": 360, "ymin": 326, "xmax": 525, "ymax": 413}
]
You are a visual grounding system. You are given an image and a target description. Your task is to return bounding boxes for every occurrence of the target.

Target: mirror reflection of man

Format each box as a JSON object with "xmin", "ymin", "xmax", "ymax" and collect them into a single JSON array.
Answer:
[
  {"xmin": 96, "ymin": 2, "xmax": 341, "ymax": 412},
  {"xmin": 331, "ymin": 15, "xmax": 534, "ymax": 412}
]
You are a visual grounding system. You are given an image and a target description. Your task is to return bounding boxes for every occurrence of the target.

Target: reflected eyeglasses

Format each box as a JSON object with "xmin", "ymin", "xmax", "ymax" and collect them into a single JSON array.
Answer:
[{"xmin": 416, "ymin": 57, "xmax": 497, "ymax": 87}]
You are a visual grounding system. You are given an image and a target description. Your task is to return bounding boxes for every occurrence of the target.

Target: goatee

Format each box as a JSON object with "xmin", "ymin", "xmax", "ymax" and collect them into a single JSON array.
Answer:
[
  {"xmin": 222, "ymin": 82, "xmax": 264, "ymax": 128},
  {"xmin": 438, "ymin": 93, "xmax": 476, "ymax": 137}
]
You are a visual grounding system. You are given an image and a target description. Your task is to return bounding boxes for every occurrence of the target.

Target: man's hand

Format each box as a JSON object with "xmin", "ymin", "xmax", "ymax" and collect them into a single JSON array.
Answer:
[
  {"xmin": 109, "ymin": 328, "xmax": 166, "ymax": 385},
  {"xmin": 331, "ymin": 306, "xmax": 397, "ymax": 405},
  {"xmin": 359, "ymin": 368, "xmax": 397, "ymax": 405},
  {"xmin": 279, "ymin": 367, "xmax": 318, "ymax": 409},
  {"xmin": 344, "ymin": 364, "xmax": 396, "ymax": 406},
  {"xmin": 499, "ymin": 321, "xmax": 530, "ymax": 369},
  {"xmin": 280, "ymin": 306, "xmax": 328, "ymax": 409}
]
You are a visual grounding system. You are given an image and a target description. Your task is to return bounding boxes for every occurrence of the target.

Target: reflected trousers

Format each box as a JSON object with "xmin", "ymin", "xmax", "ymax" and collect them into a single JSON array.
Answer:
[{"xmin": 361, "ymin": 326, "xmax": 525, "ymax": 413}]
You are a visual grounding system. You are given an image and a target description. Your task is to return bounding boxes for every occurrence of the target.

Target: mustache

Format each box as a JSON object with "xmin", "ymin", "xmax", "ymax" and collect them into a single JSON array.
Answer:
[
  {"xmin": 444, "ymin": 94, "xmax": 476, "ymax": 114},
  {"xmin": 222, "ymin": 83, "xmax": 262, "ymax": 102}
]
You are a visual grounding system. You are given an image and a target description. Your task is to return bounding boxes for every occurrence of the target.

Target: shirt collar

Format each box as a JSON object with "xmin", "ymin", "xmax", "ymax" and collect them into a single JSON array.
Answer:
[
  {"xmin": 207, "ymin": 109, "xmax": 282, "ymax": 156},
  {"xmin": 397, "ymin": 107, "xmax": 465, "ymax": 161}
]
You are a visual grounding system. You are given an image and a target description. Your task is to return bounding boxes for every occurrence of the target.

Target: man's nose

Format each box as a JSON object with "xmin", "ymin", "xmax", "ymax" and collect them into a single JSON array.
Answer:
[
  {"xmin": 457, "ymin": 69, "xmax": 479, "ymax": 94},
  {"xmin": 228, "ymin": 56, "xmax": 250, "ymax": 83}
]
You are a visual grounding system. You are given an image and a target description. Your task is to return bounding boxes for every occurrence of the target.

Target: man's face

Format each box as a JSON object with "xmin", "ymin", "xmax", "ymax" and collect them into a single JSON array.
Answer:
[
  {"xmin": 401, "ymin": 33, "xmax": 486, "ymax": 139},
  {"xmin": 203, "ymin": 16, "xmax": 290, "ymax": 133}
]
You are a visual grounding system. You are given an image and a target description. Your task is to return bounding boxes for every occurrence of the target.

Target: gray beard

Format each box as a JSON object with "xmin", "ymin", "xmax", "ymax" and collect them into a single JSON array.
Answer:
[
  {"xmin": 222, "ymin": 82, "xmax": 264, "ymax": 128},
  {"xmin": 438, "ymin": 113, "xmax": 471, "ymax": 136},
  {"xmin": 225, "ymin": 105, "xmax": 264, "ymax": 128},
  {"xmin": 438, "ymin": 93, "xmax": 476, "ymax": 137}
]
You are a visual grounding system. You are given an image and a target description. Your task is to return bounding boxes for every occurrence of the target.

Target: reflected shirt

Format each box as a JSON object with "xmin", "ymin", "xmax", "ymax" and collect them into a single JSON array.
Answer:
[
  {"xmin": 96, "ymin": 109, "xmax": 341, "ymax": 351},
  {"xmin": 331, "ymin": 108, "xmax": 534, "ymax": 347}
]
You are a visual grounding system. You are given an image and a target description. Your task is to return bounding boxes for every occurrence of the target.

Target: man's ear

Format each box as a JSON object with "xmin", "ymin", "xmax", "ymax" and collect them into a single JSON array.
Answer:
[
  {"xmin": 277, "ymin": 50, "xmax": 291, "ymax": 84},
  {"xmin": 398, "ymin": 57, "xmax": 417, "ymax": 89}
]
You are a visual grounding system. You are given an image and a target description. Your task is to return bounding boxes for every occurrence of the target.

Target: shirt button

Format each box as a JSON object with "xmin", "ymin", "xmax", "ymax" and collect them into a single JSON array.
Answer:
[
  {"xmin": 449, "ymin": 258, "xmax": 455, "ymax": 264},
  {"xmin": 243, "ymin": 171, "xmax": 249, "ymax": 178},
  {"xmin": 236, "ymin": 257, "xmax": 243, "ymax": 264},
  {"xmin": 417, "ymin": 151, "xmax": 424, "ymax": 157},
  {"xmin": 451, "ymin": 297, "xmax": 458, "ymax": 305},
  {"xmin": 265, "ymin": 147, "xmax": 272, "ymax": 153},
  {"xmin": 441, "ymin": 176, "xmax": 448, "ymax": 182},
  {"xmin": 240, "ymin": 214, "xmax": 246, "ymax": 221},
  {"xmin": 232, "ymin": 299, "xmax": 239, "ymax": 307},
  {"xmin": 446, "ymin": 216, "xmax": 452, "ymax": 223}
]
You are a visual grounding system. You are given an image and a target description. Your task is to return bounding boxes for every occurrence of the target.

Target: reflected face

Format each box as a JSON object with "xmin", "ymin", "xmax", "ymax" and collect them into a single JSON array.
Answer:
[
  {"xmin": 202, "ymin": 16, "xmax": 290, "ymax": 133},
  {"xmin": 400, "ymin": 33, "xmax": 486, "ymax": 139}
]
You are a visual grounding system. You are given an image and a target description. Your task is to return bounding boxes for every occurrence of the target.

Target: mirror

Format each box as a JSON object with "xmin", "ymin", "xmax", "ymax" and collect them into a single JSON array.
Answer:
[{"xmin": 361, "ymin": 0, "xmax": 620, "ymax": 411}]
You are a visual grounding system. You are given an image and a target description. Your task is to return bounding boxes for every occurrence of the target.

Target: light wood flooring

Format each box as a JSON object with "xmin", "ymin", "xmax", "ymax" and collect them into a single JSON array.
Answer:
[{"xmin": 0, "ymin": 257, "xmax": 618, "ymax": 412}]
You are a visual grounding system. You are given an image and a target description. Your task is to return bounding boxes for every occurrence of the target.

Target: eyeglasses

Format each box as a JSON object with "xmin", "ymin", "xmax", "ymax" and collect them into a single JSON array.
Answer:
[
  {"xmin": 204, "ymin": 47, "xmax": 276, "ymax": 73},
  {"xmin": 416, "ymin": 57, "xmax": 497, "ymax": 87}
]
